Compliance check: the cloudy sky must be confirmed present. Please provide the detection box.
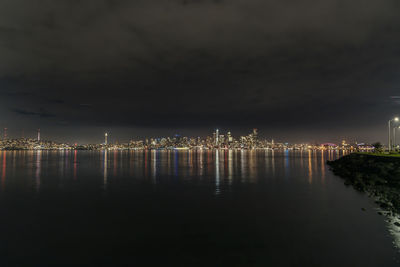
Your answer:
[1,0,400,144]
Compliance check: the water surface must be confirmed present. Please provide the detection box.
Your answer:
[0,150,398,266]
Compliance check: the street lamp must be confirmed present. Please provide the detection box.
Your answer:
[394,126,400,150]
[388,117,399,151]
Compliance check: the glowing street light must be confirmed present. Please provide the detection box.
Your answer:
[394,126,400,150]
[388,117,399,151]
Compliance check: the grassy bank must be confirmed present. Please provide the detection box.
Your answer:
[327,153,400,215]
[355,152,400,158]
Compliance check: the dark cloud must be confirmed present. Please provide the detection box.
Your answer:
[12,108,55,118]
[0,0,400,142]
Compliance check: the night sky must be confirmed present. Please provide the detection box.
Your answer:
[1,0,400,144]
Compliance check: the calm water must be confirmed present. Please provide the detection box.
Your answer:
[0,149,398,266]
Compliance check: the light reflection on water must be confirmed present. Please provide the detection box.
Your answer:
[1,151,6,190]
[0,149,349,192]
[308,149,313,184]
[35,150,41,191]
[321,150,325,183]
[0,149,398,266]
[103,150,108,187]
[215,149,220,195]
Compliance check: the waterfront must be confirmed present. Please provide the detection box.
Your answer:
[0,150,398,266]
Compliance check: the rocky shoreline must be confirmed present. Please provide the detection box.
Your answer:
[327,153,400,216]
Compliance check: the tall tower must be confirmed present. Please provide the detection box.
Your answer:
[37,129,41,142]
[252,128,258,147]
[227,131,232,143]
[3,128,7,140]
[215,129,219,146]
[253,128,258,139]
[105,133,108,145]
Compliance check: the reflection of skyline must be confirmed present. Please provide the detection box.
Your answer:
[249,150,257,182]
[321,150,325,183]
[151,149,157,183]
[240,150,245,183]
[0,149,342,195]
[284,149,289,178]
[313,150,318,181]
[308,150,313,184]
[73,150,77,180]
[271,149,275,176]
[215,150,220,195]
[113,151,118,177]
[103,150,108,188]
[228,150,233,185]
[35,150,41,191]
[1,151,6,190]
[35,150,42,191]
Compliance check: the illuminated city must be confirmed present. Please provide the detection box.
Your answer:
[0,127,374,151]
[2,0,400,266]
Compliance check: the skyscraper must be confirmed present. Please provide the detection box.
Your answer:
[252,128,258,148]
[227,131,233,143]
[253,128,258,139]
[105,133,108,145]
[37,129,41,142]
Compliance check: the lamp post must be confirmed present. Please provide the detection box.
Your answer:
[395,126,400,151]
[388,117,399,151]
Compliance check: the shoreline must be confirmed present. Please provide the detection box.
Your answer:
[328,153,400,250]
[327,153,400,221]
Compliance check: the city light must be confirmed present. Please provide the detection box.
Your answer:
[0,128,371,152]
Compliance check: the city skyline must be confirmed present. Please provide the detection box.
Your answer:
[0,126,377,150]
[2,2,400,265]
[0,124,392,145]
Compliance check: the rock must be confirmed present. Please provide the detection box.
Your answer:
[394,222,400,227]
[329,154,400,216]
[379,202,389,209]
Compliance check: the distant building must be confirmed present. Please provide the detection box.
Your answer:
[227,131,233,143]
[215,129,219,146]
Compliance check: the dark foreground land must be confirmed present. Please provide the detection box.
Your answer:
[328,153,400,216]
